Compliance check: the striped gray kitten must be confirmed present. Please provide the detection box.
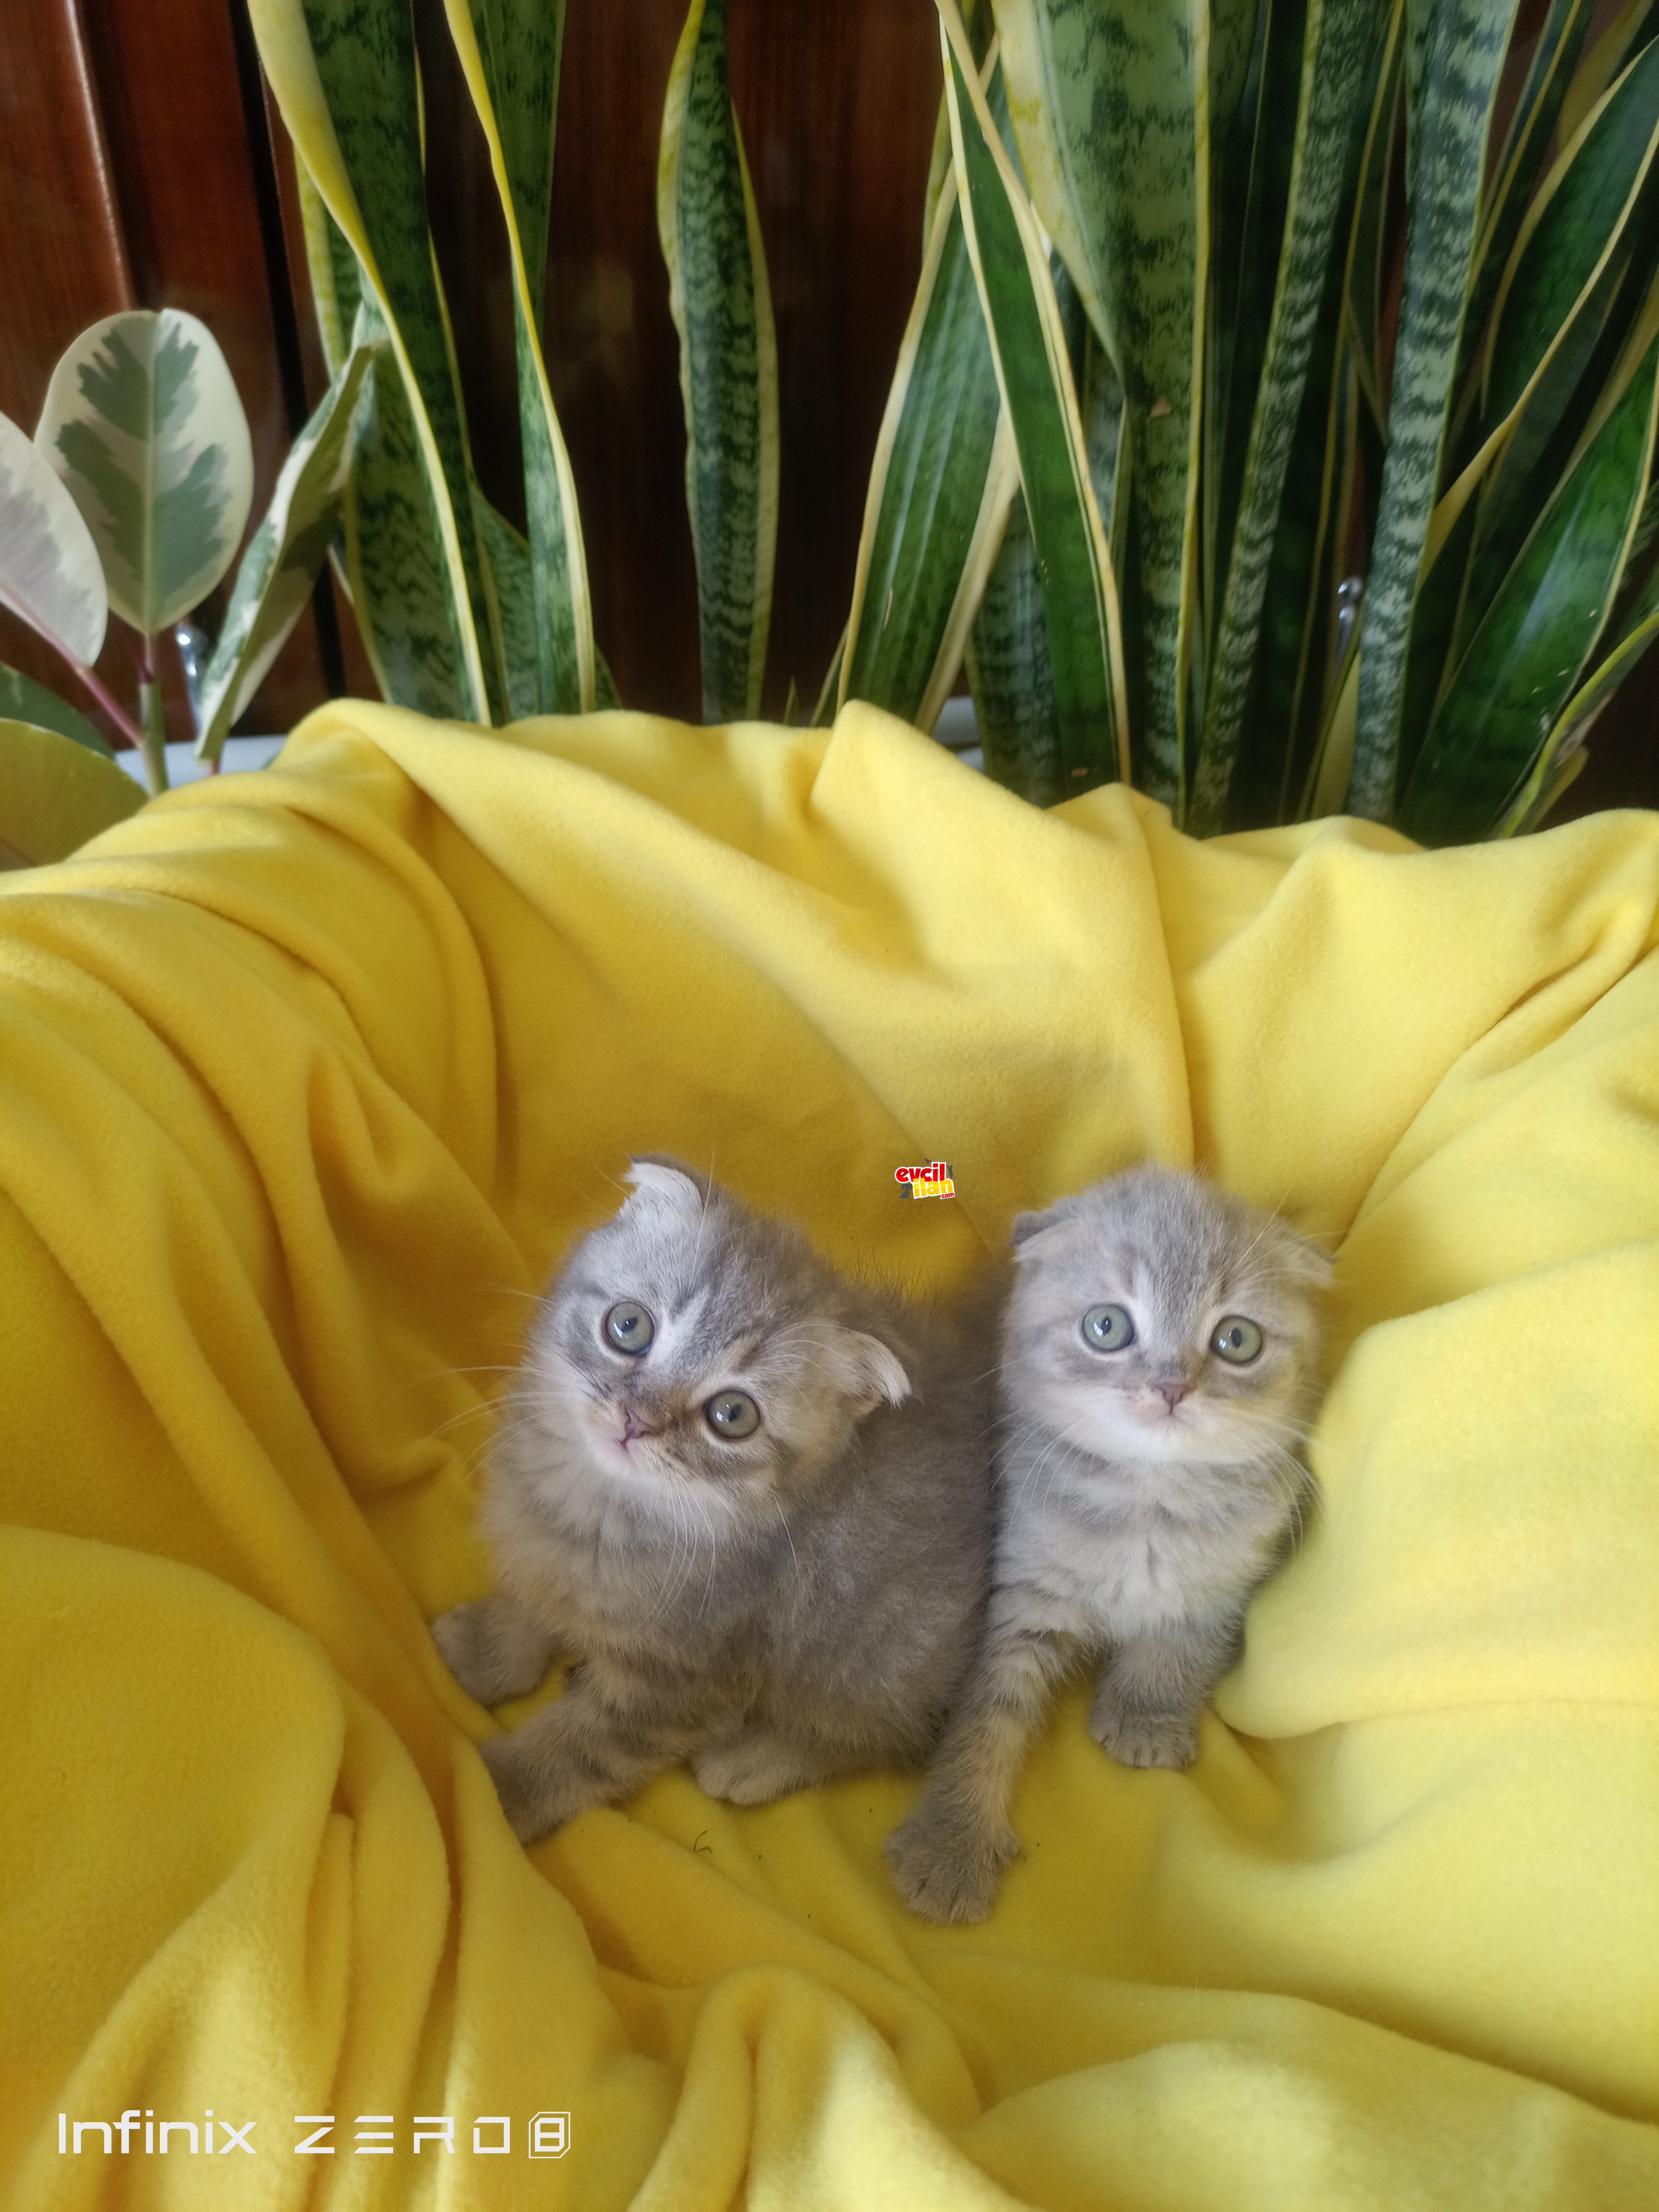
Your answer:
[887,1165,1331,1923]
[433,1158,994,1842]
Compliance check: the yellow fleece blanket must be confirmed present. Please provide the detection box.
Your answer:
[2,700,1656,2210]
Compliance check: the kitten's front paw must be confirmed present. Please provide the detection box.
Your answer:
[1089,1705,1199,1770]
[432,1598,553,1706]
[479,1734,563,1845]
[884,1805,1019,1924]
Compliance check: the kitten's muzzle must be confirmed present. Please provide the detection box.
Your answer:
[617,1407,663,1447]
[1151,1380,1191,1414]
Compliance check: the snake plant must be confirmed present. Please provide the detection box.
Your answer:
[16,0,1649,855]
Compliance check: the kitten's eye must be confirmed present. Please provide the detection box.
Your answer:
[1211,1316,1264,1364]
[704,1391,760,1440]
[1082,1303,1135,1351]
[603,1301,654,1355]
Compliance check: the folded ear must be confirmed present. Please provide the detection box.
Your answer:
[1283,1230,1337,1287]
[822,1326,912,1414]
[625,1156,708,1214]
[1010,1194,1074,1257]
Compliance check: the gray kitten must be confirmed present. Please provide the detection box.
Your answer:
[886,1165,1331,1922]
[433,1158,994,1842]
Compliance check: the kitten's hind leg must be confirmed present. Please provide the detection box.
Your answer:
[693,1725,835,1807]
[885,1617,1070,1924]
[1089,1611,1243,1771]
[433,1591,558,1705]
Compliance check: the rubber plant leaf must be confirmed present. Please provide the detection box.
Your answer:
[990,0,1204,808]
[939,5,1128,791]
[840,122,1017,732]
[1190,0,1385,834]
[1348,0,1523,820]
[0,663,112,758]
[0,410,108,669]
[1399,330,1659,843]
[35,310,253,637]
[659,0,780,723]
[247,0,501,721]
[196,333,380,761]
[442,0,595,713]
[0,716,144,871]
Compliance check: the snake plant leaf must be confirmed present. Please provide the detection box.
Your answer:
[1400,331,1659,844]
[841,150,1015,731]
[1190,0,1384,834]
[940,9,1128,790]
[1348,0,1523,821]
[196,336,380,761]
[1556,0,1659,149]
[659,0,780,724]
[969,279,1130,801]
[989,0,1203,806]
[1344,0,1406,426]
[0,664,111,757]
[36,311,253,638]
[443,0,596,715]
[296,156,363,381]
[473,495,541,721]
[0,716,144,870]
[0,411,108,670]
[1456,0,1595,399]
[1499,535,1659,829]
[1482,34,1659,430]
[968,488,1064,801]
[340,295,472,720]
[248,0,499,722]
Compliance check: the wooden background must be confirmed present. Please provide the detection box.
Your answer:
[2,0,1654,817]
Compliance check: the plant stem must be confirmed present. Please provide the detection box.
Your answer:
[66,658,146,752]
[138,632,169,794]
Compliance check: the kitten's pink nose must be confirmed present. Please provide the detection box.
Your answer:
[619,1408,660,1444]
[1154,1382,1190,1413]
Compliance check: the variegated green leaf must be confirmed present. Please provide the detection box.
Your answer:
[1342,0,1404,426]
[1190,0,1384,834]
[249,0,499,721]
[473,496,541,721]
[196,335,380,760]
[1455,0,1595,401]
[0,663,111,758]
[660,0,780,723]
[340,294,472,719]
[991,0,1203,806]
[444,0,596,714]
[296,156,363,381]
[0,410,108,669]
[941,7,1127,790]
[0,716,144,870]
[1499,534,1659,830]
[968,490,1063,800]
[1555,0,1659,148]
[1348,0,1523,819]
[842,138,1015,731]
[36,311,252,637]
[1400,332,1659,843]
[1483,35,1659,430]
